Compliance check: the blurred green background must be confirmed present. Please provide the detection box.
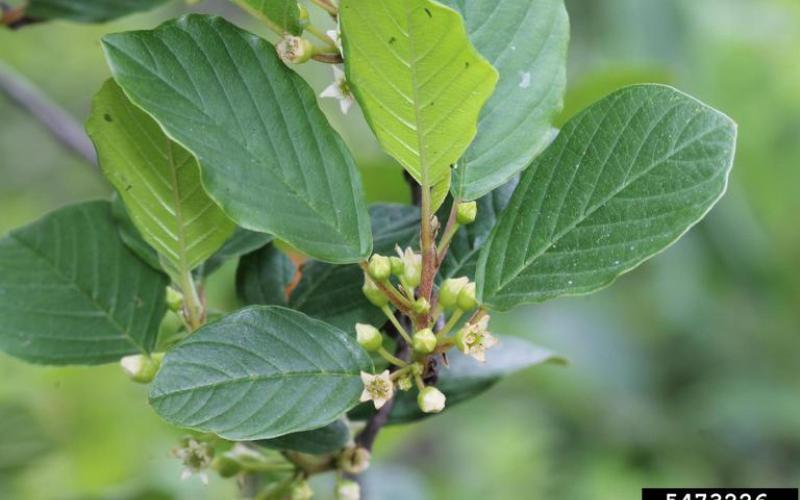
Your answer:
[1,0,799,498]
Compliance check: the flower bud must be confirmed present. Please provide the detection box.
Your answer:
[457,282,478,311]
[336,479,361,500]
[438,277,469,311]
[367,254,392,281]
[291,480,313,500]
[356,323,383,351]
[120,353,163,383]
[396,246,422,288]
[166,286,183,312]
[412,328,437,354]
[456,201,478,224]
[417,386,446,413]
[389,256,404,276]
[412,297,430,315]
[276,35,314,64]
[211,454,241,478]
[396,375,413,391]
[362,277,389,307]
[337,446,371,474]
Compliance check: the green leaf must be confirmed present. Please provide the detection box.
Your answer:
[340,0,498,206]
[477,85,737,311]
[446,0,569,201]
[88,80,235,282]
[202,228,274,277]
[150,306,373,440]
[111,195,162,271]
[257,419,349,454]
[25,0,168,23]
[439,177,517,281]
[235,0,303,35]
[351,336,564,423]
[0,201,168,365]
[283,204,418,331]
[102,15,372,264]
[236,244,296,307]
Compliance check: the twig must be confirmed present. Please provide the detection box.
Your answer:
[0,61,97,168]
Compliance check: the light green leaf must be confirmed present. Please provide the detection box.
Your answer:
[445,0,569,201]
[111,195,161,271]
[283,204,418,331]
[88,80,235,282]
[150,306,373,440]
[257,419,350,454]
[340,0,498,206]
[477,85,737,311]
[102,15,372,264]
[236,244,296,307]
[25,0,168,23]
[234,0,303,35]
[0,201,168,365]
[350,336,564,423]
[438,177,517,281]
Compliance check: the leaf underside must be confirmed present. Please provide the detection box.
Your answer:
[102,14,372,264]
[477,85,737,311]
[150,306,373,440]
[0,201,167,365]
[26,0,168,23]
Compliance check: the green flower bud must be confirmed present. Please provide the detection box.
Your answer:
[120,353,163,384]
[276,35,314,64]
[396,375,413,391]
[456,201,478,224]
[211,454,241,478]
[336,479,361,500]
[337,446,371,475]
[367,254,392,281]
[396,246,422,288]
[166,286,183,312]
[291,480,313,500]
[412,328,437,354]
[438,277,469,311]
[362,277,389,307]
[417,386,446,413]
[457,282,478,310]
[389,256,405,276]
[412,297,431,315]
[356,323,383,351]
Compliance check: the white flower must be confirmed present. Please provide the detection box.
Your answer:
[417,386,446,413]
[327,28,343,54]
[359,370,394,409]
[173,437,213,486]
[455,315,497,362]
[320,65,354,114]
[180,468,209,485]
[395,245,422,288]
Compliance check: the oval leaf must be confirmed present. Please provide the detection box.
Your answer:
[236,244,296,307]
[88,80,235,281]
[477,85,737,311]
[102,15,372,264]
[0,201,168,365]
[340,0,499,204]
[257,419,350,454]
[150,306,373,440]
[446,0,569,201]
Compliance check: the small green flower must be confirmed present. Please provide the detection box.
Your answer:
[455,316,497,362]
[359,370,394,409]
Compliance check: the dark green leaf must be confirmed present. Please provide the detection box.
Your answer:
[257,419,349,454]
[102,15,372,264]
[150,306,373,440]
[235,0,303,35]
[25,0,168,23]
[446,0,569,201]
[236,244,296,307]
[478,85,737,311]
[0,201,168,365]
[351,336,564,423]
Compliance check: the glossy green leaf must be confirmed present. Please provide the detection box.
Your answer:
[0,201,168,365]
[88,80,235,282]
[25,0,167,23]
[439,177,517,281]
[102,15,372,264]
[283,204,418,331]
[235,0,303,35]
[351,336,564,423]
[236,244,296,307]
[150,306,373,440]
[477,85,737,311]
[446,0,569,201]
[340,0,498,206]
[257,419,349,454]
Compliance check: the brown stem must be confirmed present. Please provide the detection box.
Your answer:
[311,53,344,64]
